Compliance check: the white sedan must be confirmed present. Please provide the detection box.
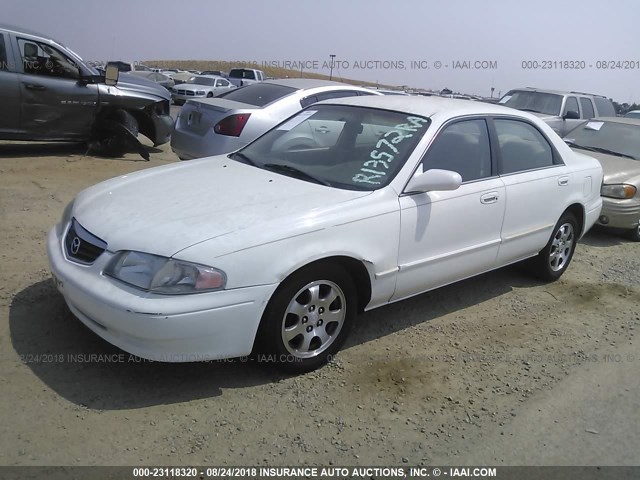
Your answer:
[170,75,234,105]
[47,96,603,373]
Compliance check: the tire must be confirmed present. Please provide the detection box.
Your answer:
[257,263,357,373]
[206,92,213,98]
[528,212,578,281]
[96,110,139,158]
[627,224,640,242]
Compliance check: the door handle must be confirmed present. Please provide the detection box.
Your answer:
[24,83,45,90]
[558,176,569,186]
[315,127,330,134]
[480,192,499,204]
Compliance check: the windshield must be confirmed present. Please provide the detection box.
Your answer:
[233,105,430,190]
[500,90,563,116]
[230,69,255,79]
[565,120,640,160]
[188,76,216,86]
[625,111,640,119]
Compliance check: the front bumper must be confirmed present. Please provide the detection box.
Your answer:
[597,197,640,230]
[149,112,173,146]
[47,225,278,362]
[171,92,206,105]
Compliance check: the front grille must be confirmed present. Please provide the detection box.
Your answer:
[64,219,107,265]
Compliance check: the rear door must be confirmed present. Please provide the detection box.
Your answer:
[0,32,21,135]
[492,117,571,264]
[16,36,98,140]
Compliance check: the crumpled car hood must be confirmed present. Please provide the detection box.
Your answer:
[72,157,371,258]
[115,72,170,101]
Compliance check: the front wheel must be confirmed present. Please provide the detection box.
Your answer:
[257,263,357,373]
[627,224,640,242]
[528,212,578,281]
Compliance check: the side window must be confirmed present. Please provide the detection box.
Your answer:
[495,119,554,174]
[564,96,579,115]
[593,97,616,117]
[580,98,595,119]
[422,119,492,182]
[18,38,80,80]
[0,34,7,70]
[218,79,229,87]
[300,95,318,108]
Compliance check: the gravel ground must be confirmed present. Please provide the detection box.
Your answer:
[0,134,638,468]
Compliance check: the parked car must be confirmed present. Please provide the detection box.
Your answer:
[171,79,380,159]
[228,68,265,87]
[624,110,640,119]
[170,75,234,105]
[499,87,616,136]
[130,71,175,91]
[564,117,640,240]
[171,72,195,85]
[201,70,227,78]
[48,96,603,372]
[0,24,173,159]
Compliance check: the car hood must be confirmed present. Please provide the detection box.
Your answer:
[115,72,170,101]
[575,150,640,184]
[72,158,371,258]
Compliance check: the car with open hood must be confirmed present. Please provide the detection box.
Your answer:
[48,96,603,372]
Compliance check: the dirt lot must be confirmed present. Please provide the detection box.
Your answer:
[0,134,639,468]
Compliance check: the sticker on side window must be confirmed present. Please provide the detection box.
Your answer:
[585,121,604,131]
[353,116,428,185]
[276,110,317,131]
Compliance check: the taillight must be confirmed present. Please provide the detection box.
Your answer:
[213,114,251,137]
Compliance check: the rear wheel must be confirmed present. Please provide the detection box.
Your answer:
[257,263,357,373]
[528,212,578,281]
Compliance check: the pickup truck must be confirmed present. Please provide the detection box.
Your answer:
[228,68,265,87]
[0,24,173,159]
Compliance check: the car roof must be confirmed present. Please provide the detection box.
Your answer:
[0,23,66,46]
[192,74,226,79]
[592,116,640,126]
[508,87,608,99]
[316,94,532,119]
[264,78,369,90]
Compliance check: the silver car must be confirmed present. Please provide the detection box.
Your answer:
[500,87,616,136]
[171,75,234,105]
[171,79,380,160]
[564,117,640,241]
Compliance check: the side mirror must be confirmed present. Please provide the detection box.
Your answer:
[105,63,119,86]
[563,110,580,120]
[404,168,462,194]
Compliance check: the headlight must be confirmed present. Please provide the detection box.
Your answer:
[105,251,226,294]
[196,90,205,95]
[601,184,637,199]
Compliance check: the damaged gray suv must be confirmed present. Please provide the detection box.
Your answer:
[0,24,173,159]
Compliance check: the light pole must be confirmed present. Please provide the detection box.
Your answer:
[329,54,336,80]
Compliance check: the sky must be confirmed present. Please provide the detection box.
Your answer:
[4,0,640,103]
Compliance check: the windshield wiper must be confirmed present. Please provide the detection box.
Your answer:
[565,142,636,159]
[518,108,543,114]
[585,146,636,160]
[263,163,331,186]
[228,152,257,166]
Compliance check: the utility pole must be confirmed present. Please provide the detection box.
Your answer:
[329,54,336,80]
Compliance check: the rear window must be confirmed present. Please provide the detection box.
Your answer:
[593,97,616,117]
[229,69,256,80]
[217,83,296,107]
